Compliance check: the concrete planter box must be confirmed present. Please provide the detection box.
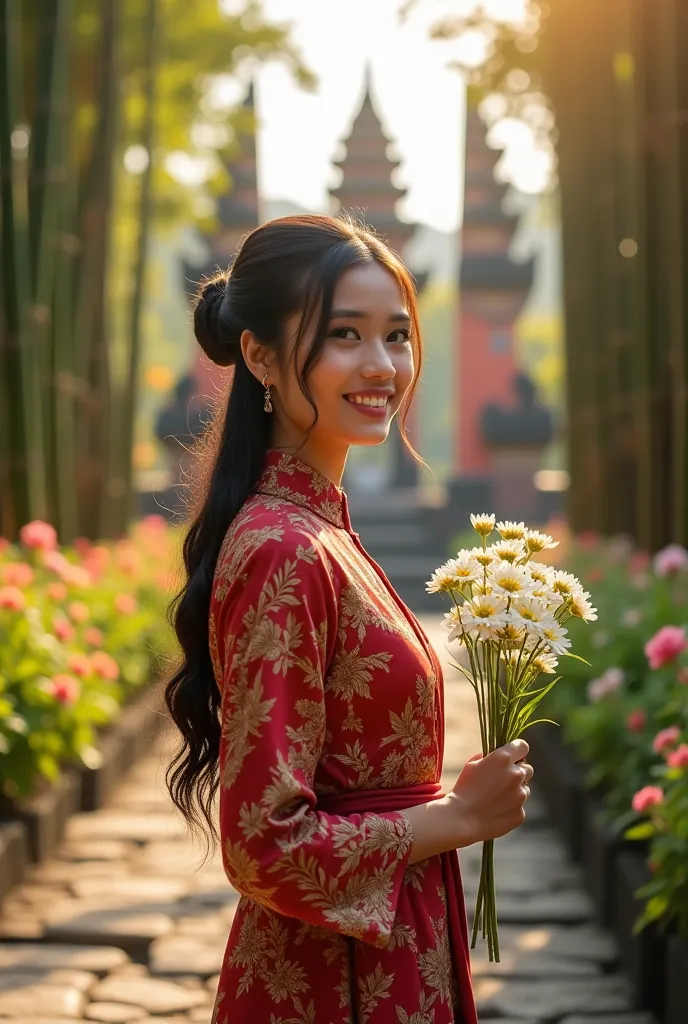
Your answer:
[581,794,629,928]
[613,850,667,1019]
[527,722,585,862]
[666,935,688,1024]
[0,681,165,894]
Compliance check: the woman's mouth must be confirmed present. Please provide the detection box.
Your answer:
[344,393,391,418]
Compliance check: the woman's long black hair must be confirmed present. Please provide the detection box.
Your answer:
[165,214,425,848]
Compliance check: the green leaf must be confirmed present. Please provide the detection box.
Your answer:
[561,652,592,666]
[624,822,656,841]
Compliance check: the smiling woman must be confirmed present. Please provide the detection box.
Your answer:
[163,214,526,1024]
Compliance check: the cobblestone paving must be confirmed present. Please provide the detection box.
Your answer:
[0,616,656,1023]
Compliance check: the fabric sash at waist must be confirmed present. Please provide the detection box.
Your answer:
[315,781,442,816]
[315,782,478,1024]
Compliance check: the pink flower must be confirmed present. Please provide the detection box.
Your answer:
[83,545,111,581]
[0,586,27,611]
[645,626,688,670]
[577,530,600,550]
[653,544,688,577]
[42,550,70,576]
[2,562,34,587]
[115,593,138,615]
[73,537,92,558]
[67,653,92,677]
[653,726,681,754]
[587,667,624,702]
[90,651,119,681]
[68,601,90,623]
[46,582,67,602]
[49,673,80,704]
[115,541,139,575]
[0,538,10,555]
[667,744,688,769]
[20,520,58,552]
[61,564,91,588]
[141,514,166,533]
[632,785,664,813]
[53,617,75,644]
[629,550,651,574]
[84,626,104,647]
[627,709,647,733]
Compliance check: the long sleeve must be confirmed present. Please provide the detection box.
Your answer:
[214,523,414,948]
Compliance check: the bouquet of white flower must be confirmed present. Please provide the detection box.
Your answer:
[427,514,597,961]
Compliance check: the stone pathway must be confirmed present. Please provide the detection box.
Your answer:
[0,616,656,1023]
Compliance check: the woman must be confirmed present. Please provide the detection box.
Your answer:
[165,215,533,1024]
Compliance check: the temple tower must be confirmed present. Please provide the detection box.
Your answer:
[450,109,549,522]
[329,69,420,488]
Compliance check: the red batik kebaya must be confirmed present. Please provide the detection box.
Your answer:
[209,450,478,1024]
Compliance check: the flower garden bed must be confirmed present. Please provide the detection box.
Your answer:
[526,532,688,1023]
[0,517,177,888]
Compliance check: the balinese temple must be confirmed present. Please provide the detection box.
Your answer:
[329,70,423,488]
[450,109,550,522]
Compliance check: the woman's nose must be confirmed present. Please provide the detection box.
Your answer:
[360,341,397,379]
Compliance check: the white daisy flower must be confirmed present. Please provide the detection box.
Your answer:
[470,512,496,537]
[524,529,559,553]
[495,619,527,648]
[569,591,598,622]
[442,605,464,640]
[469,546,495,569]
[538,620,572,655]
[509,598,560,642]
[492,540,526,564]
[532,650,559,674]
[489,563,532,598]
[496,520,526,541]
[549,570,583,600]
[459,594,509,640]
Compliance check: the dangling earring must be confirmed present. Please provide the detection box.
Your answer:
[262,373,273,413]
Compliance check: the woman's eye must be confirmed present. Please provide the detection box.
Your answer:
[330,327,360,341]
[388,328,410,344]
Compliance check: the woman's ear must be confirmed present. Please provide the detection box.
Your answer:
[240,329,275,384]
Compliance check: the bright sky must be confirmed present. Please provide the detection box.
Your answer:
[243,0,547,233]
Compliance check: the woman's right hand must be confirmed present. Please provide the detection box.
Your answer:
[444,738,533,848]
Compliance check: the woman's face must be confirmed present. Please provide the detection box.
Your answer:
[273,261,415,457]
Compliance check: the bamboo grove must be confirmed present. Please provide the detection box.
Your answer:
[542,0,688,551]
[0,0,306,543]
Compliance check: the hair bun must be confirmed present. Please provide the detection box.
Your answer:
[193,275,238,367]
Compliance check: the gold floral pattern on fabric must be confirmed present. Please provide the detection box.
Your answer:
[209,450,470,1023]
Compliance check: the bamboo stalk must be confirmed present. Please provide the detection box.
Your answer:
[71,0,120,538]
[109,0,159,537]
[0,0,45,532]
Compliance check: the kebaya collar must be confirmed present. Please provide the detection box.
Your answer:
[255,449,352,531]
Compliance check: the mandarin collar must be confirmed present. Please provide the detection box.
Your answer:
[254,450,353,531]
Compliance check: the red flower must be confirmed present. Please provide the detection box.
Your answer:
[20,520,57,552]
[645,626,688,670]
[626,709,646,733]
[90,651,119,681]
[73,537,92,558]
[632,786,664,813]
[653,726,681,754]
[47,582,68,602]
[49,673,80,704]
[666,744,688,769]
[67,653,92,677]
[0,586,27,611]
[53,617,75,643]
[2,562,34,587]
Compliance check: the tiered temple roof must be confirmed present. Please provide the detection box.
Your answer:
[329,69,414,257]
[460,110,534,297]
